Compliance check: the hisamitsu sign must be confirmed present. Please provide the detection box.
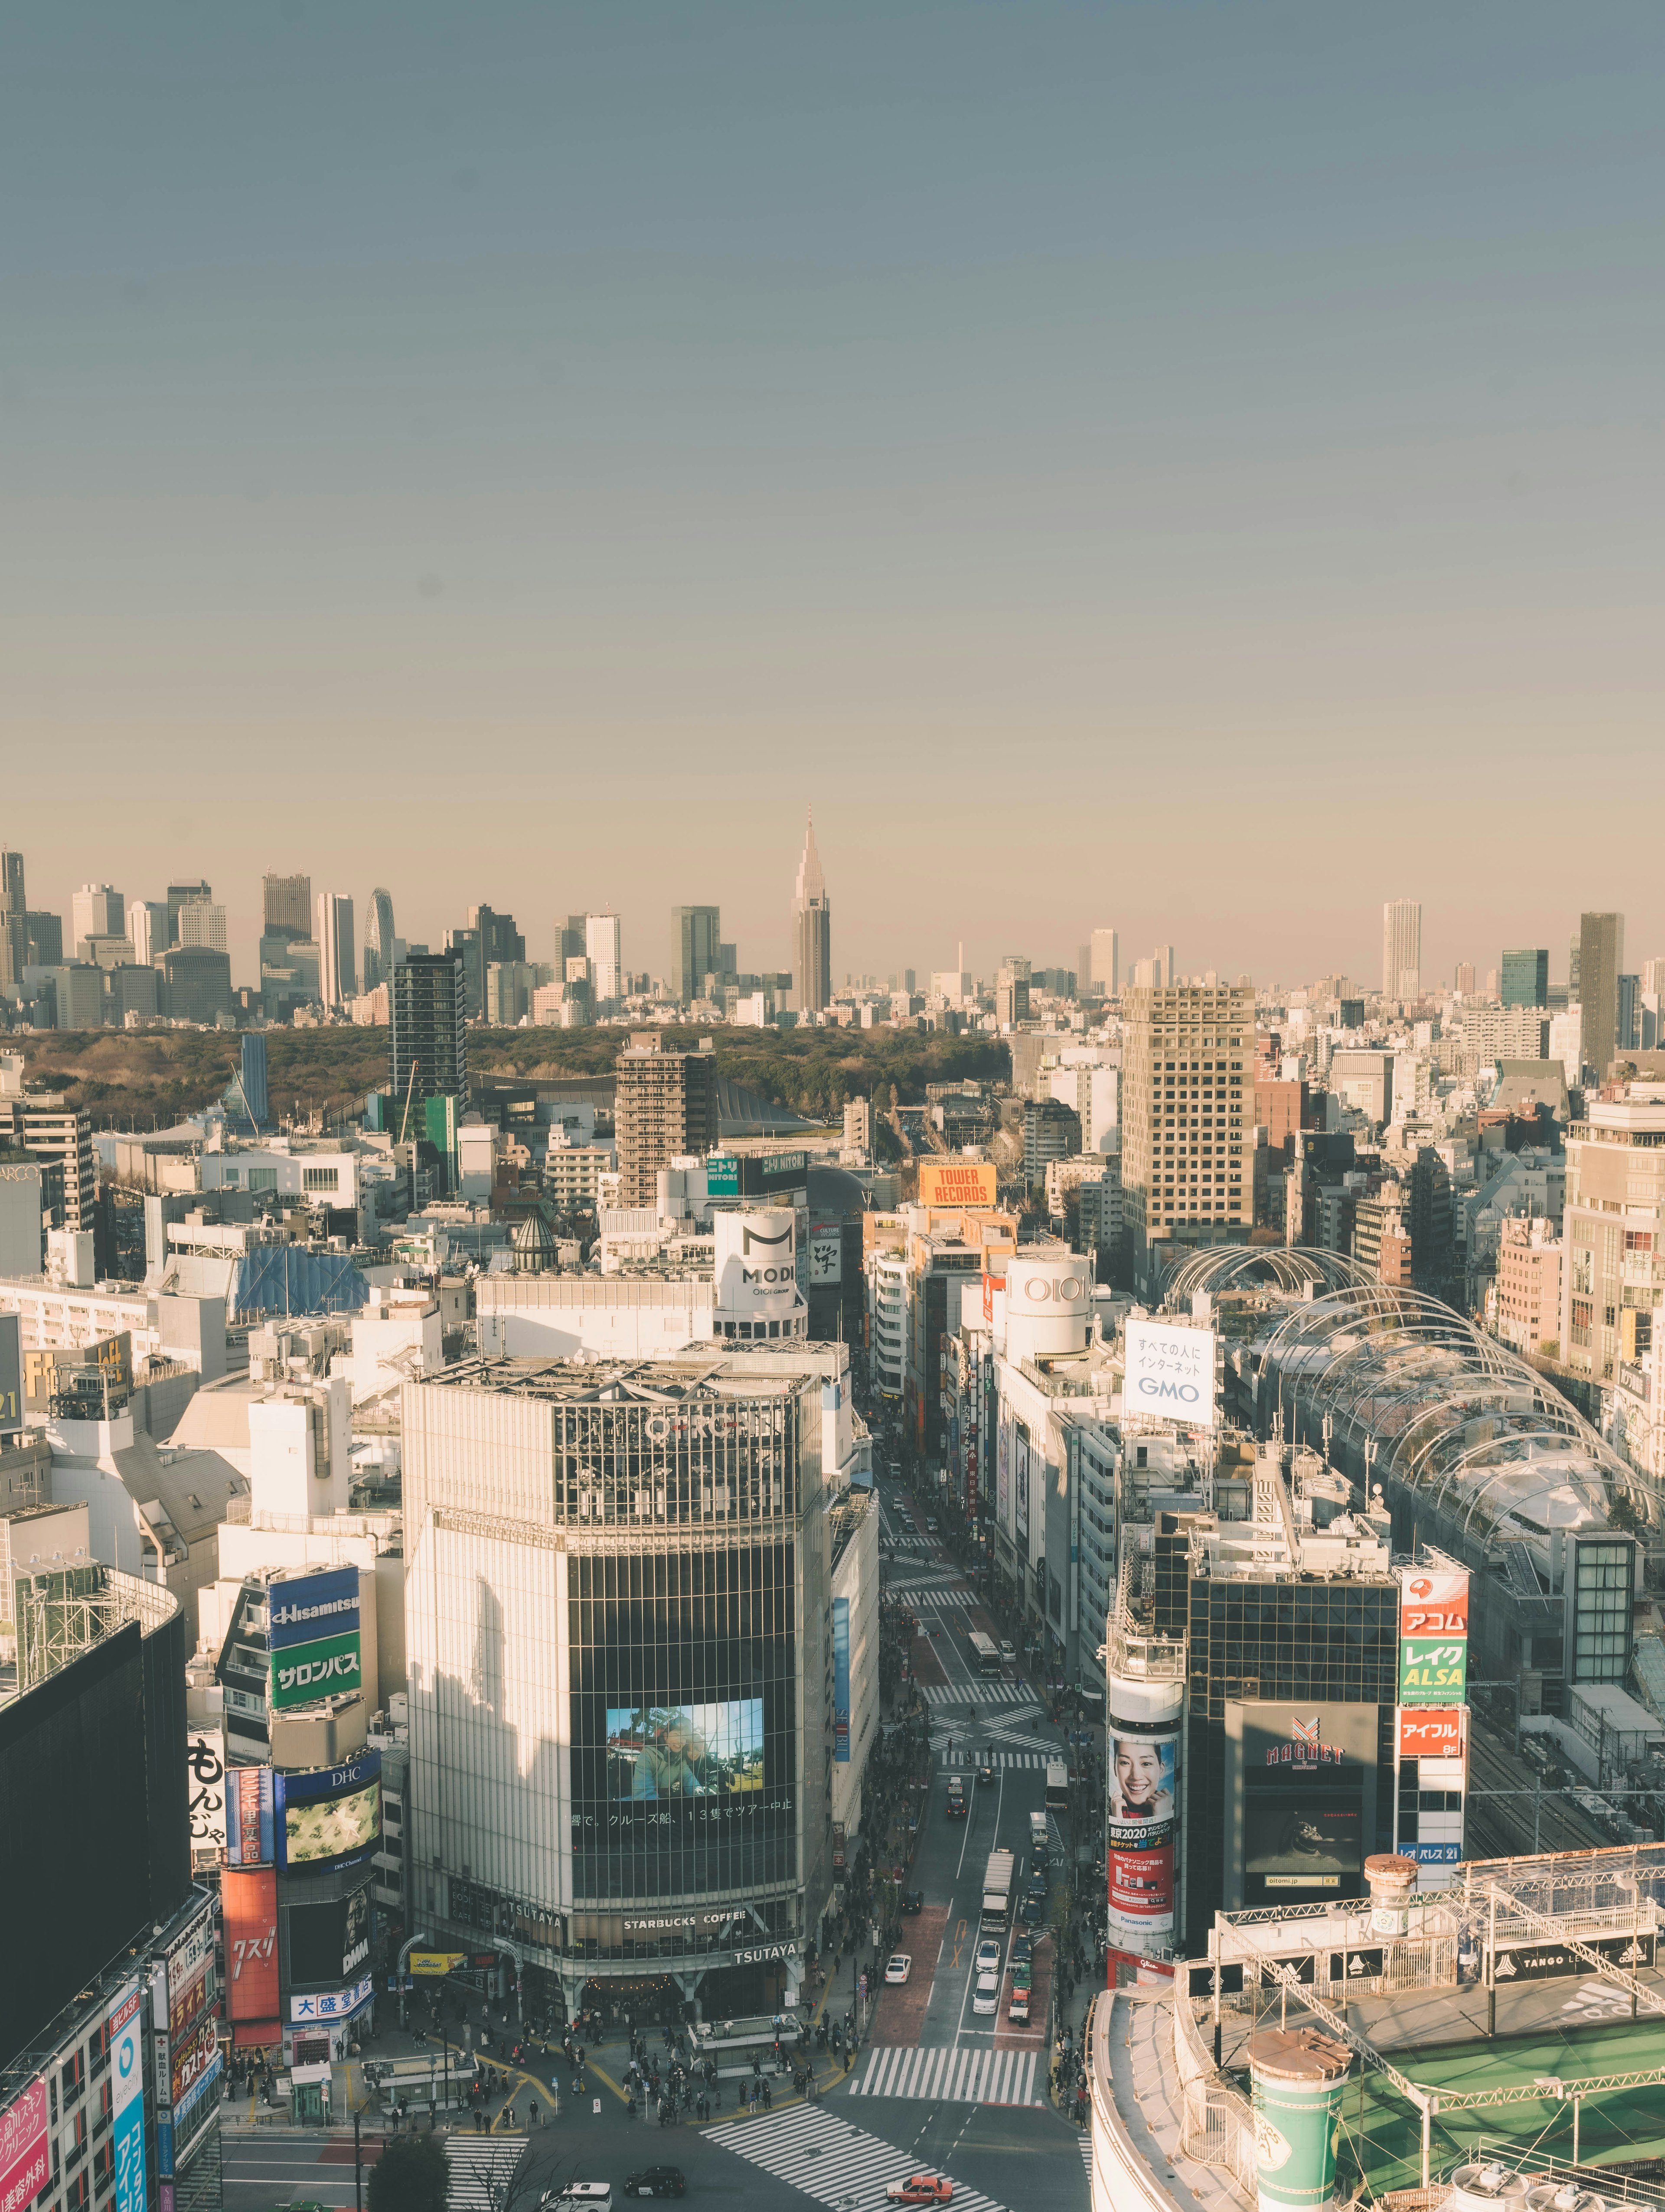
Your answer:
[268,1567,362,1713]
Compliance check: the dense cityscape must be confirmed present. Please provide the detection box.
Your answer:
[6,9,1665,2212]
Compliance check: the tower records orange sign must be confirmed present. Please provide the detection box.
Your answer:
[919,1161,998,1207]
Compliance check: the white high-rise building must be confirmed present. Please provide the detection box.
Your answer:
[316,892,357,1009]
[177,897,228,953]
[72,884,124,951]
[1382,899,1423,1000]
[127,900,168,966]
[586,911,622,1007]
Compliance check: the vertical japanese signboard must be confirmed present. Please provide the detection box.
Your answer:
[832,1597,850,1763]
[108,1980,147,2212]
[1397,1567,1470,1705]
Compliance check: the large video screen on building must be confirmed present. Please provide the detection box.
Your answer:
[606,1700,764,1800]
[571,1544,796,1902]
[275,1750,381,1871]
[1244,1797,1362,1886]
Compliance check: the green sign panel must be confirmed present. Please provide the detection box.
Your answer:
[1398,1637,1467,1705]
[271,1629,363,1711]
[705,1156,739,1196]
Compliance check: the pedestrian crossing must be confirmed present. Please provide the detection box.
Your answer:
[445,2137,528,2208]
[850,2043,1044,2107]
[934,1749,1054,1769]
[921,1681,1038,1706]
[709,2101,1015,2209]
[888,1585,977,1609]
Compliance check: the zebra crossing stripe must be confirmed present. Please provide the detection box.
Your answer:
[936,1749,1048,1768]
[708,2102,1013,2212]
[849,2043,1042,2107]
[921,1681,1038,1705]
[444,2138,528,2209]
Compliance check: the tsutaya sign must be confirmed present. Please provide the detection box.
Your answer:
[1123,1318,1218,1430]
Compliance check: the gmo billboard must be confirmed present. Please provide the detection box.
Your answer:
[268,1567,362,1712]
[1123,1318,1217,1430]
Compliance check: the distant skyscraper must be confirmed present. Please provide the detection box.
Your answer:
[239,1031,270,1127]
[1382,900,1422,1000]
[391,952,468,1123]
[468,904,525,964]
[1089,928,1120,998]
[1154,944,1175,989]
[556,913,587,967]
[1454,961,1476,996]
[0,850,26,990]
[166,881,212,947]
[263,872,312,943]
[793,814,832,1014]
[128,900,168,966]
[615,1034,719,1206]
[177,897,228,954]
[72,884,125,953]
[586,912,622,1007]
[23,911,62,968]
[362,888,397,990]
[316,892,357,1008]
[1579,912,1626,1079]
[1121,979,1256,1287]
[1500,948,1549,1010]
[672,906,722,1006]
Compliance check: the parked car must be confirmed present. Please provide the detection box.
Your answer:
[623,2173,686,2201]
[1020,1896,1045,1928]
[1011,1935,1033,1970]
[885,1955,912,1985]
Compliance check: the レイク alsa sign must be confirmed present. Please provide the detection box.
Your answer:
[1123,1319,1218,1430]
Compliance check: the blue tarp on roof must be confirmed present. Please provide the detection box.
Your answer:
[231,1245,371,1320]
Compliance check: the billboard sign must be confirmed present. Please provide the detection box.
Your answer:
[224,1764,275,1866]
[832,1597,851,1764]
[0,2078,49,2212]
[1015,1429,1030,1542]
[222,1866,279,2027]
[268,1567,362,1711]
[604,1703,762,1800]
[1399,1569,1469,1639]
[1106,1727,1178,1937]
[705,1156,739,1197]
[918,1161,998,1209]
[1123,1319,1218,1429]
[808,1228,842,1284]
[289,1974,373,2026]
[108,1980,146,2212]
[1397,1708,1464,1759]
[409,1952,468,1977]
[1493,1933,1656,1983]
[185,1730,226,1860]
[275,1750,381,1870]
[1399,1638,1467,1704]
[169,2017,218,2111]
[996,1415,1010,1533]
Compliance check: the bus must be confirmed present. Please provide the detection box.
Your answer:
[1045,1760,1070,1815]
[967,1631,1003,1678]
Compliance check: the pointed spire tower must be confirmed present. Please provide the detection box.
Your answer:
[793,808,832,1014]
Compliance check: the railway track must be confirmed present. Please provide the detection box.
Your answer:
[1465,1719,1614,1861]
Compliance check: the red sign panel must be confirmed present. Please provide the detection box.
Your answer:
[170,2017,219,2108]
[1398,1707,1465,1759]
[1399,1570,1469,1639]
[0,2080,48,2212]
[222,1865,279,2029]
[1110,1840,1175,1923]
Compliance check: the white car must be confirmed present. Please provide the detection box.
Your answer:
[999,1640,1016,1662]
[885,1954,912,1985]
[972,1971,999,2016]
[974,1938,1001,1974]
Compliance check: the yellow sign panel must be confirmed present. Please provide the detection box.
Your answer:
[918,1161,998,1208]
[409,1951,467,1977]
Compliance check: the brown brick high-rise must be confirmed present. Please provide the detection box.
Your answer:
[616,1036,720,1206]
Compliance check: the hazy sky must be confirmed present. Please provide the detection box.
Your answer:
[3,3,1662,991]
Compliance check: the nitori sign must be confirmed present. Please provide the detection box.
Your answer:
[1123,1319,1218,1430]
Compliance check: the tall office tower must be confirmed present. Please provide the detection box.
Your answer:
[362,887,396,990]
[615,1033,719,1206]
[262,871,312,943]
[239,1029,269,1127]
[672,905,722,1006]
[315,892,357,1008]
[1454,962,1476,995]
[995,958,1031,1028]
[556,913,587,967]
[24,911,62,967]
[1643,958,1665,998]
[1500,948,1549,1009]
[1618,974,1641,1054]
[22,1094,97,1235]
[792,813,832,1014]
[1089,928,1120,998]
[176,897,228,953]
[1577,912,1625,1081]
[72,884,125,952]
[391,951,468,1117]
[468,903,526,964]
[1381,899,1422,1000]
[166,880,212,946]
[586,912,623,1007]
[1568,938,1582,1000]
[1154,944,1175,989]
[128,900,168,966]
[1120,979,1256,1287]
[0,849,25,989]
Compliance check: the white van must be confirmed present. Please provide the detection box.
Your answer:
[542,2187,614,2212]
